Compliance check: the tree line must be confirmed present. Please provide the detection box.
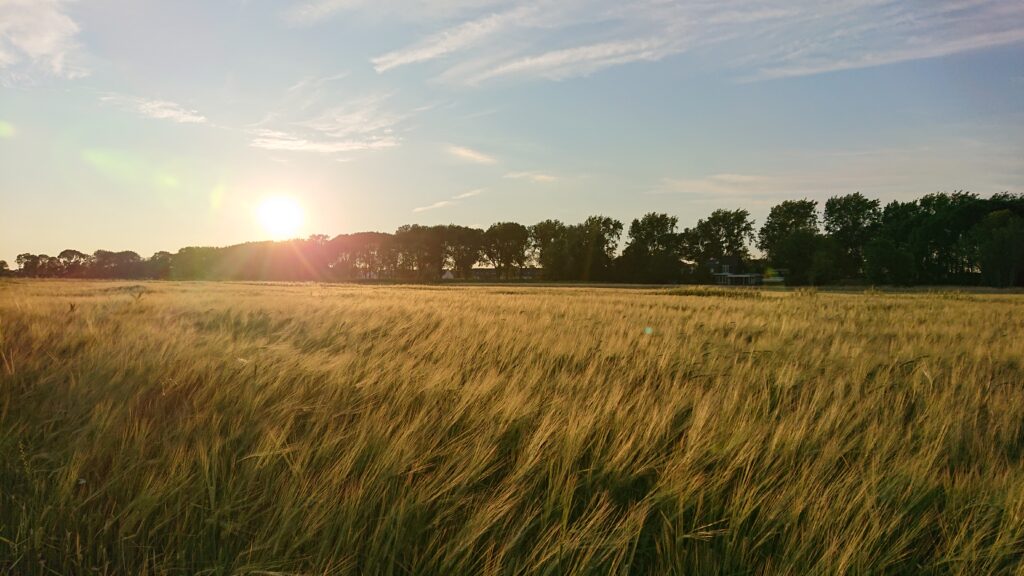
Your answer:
[4,191,1023,287]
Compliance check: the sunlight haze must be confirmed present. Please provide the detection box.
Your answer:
[1,0,1023,262]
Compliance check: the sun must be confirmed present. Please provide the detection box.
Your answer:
[256,196,304,240]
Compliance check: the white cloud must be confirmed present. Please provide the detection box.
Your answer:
[654,140,1024,205]
[250,129,398,154]
[342,0,1024,84]
[0,0,86,80]
[252,94,406,156]
[469,37,686,83]
[448,144,496,164]
[297,95,403,138]
[413,188,485,212]
[285,0,504,25]
[504,171,558,183]
[102,95,208,124]
[373,7,531,72]
[413,199,456,212]
[751,26,1024,81]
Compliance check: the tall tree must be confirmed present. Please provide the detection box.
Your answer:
[568,216,622,281]
[58,249,93,277]
[758,199,819,264]
[682,209,755,265]
[484,222,530,280]
[529,219,568,280]
[619,213,683,283]
[394,225,447,281]
[823,193,881,277]
[973,209,1024,287]
[446,225,484,279]
[16,253,41,276]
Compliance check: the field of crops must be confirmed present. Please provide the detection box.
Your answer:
[1,280,1023,574]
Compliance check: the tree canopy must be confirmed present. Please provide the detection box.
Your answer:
[6,191,1022,287]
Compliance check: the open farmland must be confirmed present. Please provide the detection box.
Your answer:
[1,281,1024,574]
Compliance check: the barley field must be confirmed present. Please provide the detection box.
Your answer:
[1,280,1023,575]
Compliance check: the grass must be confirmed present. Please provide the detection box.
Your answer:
[1,280,1024,575]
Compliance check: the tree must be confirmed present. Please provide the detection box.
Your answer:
[864,237,915,286]
[394,225,447,281]
[568,216,622,281]
[973,210,1024,287]
[0,260,7,276]
[682,209,755,265]
[823,192,881,278]
[484,222,530,280]
[618,213,684,283]
[93,250,143,278]
[58,249,93,277]
[148,251,174,280]
[446,225,485,279]
[16,253,41,276]
[758,199,819,264]
[530,220,568,280]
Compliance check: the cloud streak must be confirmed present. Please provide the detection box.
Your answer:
[343,0,1024,84]
[251,92,407,156]
[0,0,87,80]
[448,145,496,164]
[250,129,397,154]
[505,171,558,183]
[102,95,208,124]
[413,188,485,212]
[373,7,530,72]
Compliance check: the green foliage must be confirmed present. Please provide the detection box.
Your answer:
[9,192,1024,287]
[865,237,916,286]
[757,199,819,263]
[682,209,755,264]
[484,222,531,280]
[772,230,842,286]
[824,192,881,278]
[618,213,686,283]
[528,216,623,281]
[973,210,1024,287]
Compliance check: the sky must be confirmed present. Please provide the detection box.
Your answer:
[1,0,1023,263]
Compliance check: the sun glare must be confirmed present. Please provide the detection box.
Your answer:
[257,196,304,240]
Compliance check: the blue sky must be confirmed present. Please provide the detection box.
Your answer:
[1,0,1023,262]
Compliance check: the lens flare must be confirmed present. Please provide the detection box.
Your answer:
[257,196,304,240]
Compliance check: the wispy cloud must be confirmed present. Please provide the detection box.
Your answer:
[654,140,1024,205]
[373,7,531,72]
[101,95,208,124]
[0,0,87,81]
[751,26,1024,81]
[250,129,397,154]
[468,37,686,83]
[505,171,558,183]
[453,188,484,199]
[285,0,504,25]
[341,0,1024,84]
[448,144,496,164]
[252,93,406,156]
[412,199,456,213]
[413,188,485,212]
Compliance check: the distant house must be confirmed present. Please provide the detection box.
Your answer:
[708,257,764,286]
[762,267,787,286]
[469,266,542,281]
[713,269,763,286]
[471,267,498,281]
[519,267,543,281]
[441,270,455,280]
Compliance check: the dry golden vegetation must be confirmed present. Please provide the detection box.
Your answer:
[1,280,1024,575]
